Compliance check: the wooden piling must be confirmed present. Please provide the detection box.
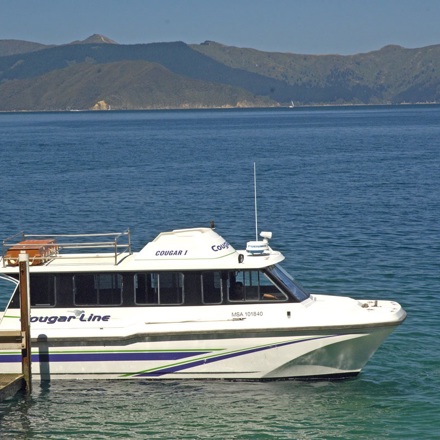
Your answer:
[19,252,32,394]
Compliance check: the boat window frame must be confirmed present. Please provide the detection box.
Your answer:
[134,272,184,306]
[2,266,306,309]
[228,269,289,303]
[134,270,225,306]
[0,274,19,314]
[73,273,124,306]
[201,271,223,305]
[263,265,310,302]
[30,274,57,307]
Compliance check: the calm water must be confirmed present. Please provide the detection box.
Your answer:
[0,106,439,439]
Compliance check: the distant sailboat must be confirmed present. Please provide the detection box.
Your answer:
[289,100,295,108]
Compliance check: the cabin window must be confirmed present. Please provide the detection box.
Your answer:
[228,270,288,302]
[135,273,159,304]
[160,272,183,304]
[183,272,202,305]
[202,271,222,304]
[264,265,310,302]
[30,274,56,307]
[74,273,123,306]
[135,271,222,305]
[55,274,74,307]
[135,272,183,305]
[0,275,19,310]
[1,275,58,308]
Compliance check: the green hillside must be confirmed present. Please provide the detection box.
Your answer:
[193,41,440,104]
[0,60,273,111]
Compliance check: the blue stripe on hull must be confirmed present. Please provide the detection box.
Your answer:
[0,351,210,363]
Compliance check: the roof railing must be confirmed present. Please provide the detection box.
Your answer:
[2,229,132,267]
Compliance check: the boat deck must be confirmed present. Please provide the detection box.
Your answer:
[2,230,132,268]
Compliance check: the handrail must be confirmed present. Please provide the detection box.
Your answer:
[2,229,132,266]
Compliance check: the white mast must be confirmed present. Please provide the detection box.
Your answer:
[254,162,258,240]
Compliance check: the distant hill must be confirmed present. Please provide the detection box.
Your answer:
[0,60,272,111]
[0,39,51,56]
[0,35,114,57]
[193,41,440,104]
[0,34,439,110]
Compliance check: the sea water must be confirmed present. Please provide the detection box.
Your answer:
[0,106,439,439]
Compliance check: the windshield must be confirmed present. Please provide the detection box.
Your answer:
[0,274,19,323]
[264,265,310,302]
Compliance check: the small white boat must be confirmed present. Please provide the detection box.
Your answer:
[0,226,406,380]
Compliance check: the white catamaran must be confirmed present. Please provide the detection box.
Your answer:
[0,226,406,380]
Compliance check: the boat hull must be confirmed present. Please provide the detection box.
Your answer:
[0,324,398,380]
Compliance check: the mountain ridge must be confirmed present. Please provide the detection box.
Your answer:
[0,35,439,110]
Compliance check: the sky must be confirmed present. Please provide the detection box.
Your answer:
[1,0,440,55]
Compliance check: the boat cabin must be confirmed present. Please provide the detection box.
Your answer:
[1,228,310,311]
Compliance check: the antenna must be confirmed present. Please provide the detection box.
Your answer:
[254,162,258,240]
[247,163,273,255]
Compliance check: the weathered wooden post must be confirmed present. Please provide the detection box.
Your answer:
[19,251,32,394]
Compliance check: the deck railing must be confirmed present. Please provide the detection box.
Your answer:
[2,229,132,267]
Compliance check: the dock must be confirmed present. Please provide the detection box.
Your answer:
[0,330,25,401]
[0,374,24,400]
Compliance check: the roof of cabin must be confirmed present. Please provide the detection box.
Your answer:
[1,227,284,273]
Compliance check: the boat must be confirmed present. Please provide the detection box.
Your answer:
[0,226,406,381]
